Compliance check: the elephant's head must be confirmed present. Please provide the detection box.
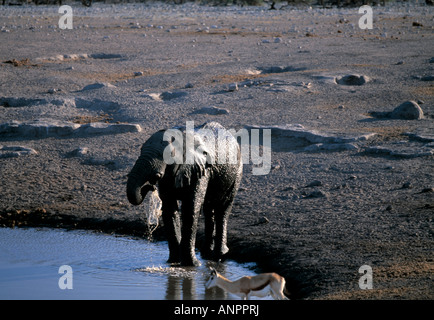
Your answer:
[127,124,216,205]
[126,131,169,206]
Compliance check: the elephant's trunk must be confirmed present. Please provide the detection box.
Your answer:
[126,176,146,206]
[126,152,165,206]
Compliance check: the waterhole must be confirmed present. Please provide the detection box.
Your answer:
[0,227,264,300]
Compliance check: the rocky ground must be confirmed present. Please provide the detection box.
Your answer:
[0,1,433,299]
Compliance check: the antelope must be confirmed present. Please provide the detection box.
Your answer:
[205,268,290,300]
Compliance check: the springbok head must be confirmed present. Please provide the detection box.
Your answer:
[205,268,218,289]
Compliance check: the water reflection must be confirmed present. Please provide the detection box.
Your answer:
[162,262,230,300]
[0,227,259,300]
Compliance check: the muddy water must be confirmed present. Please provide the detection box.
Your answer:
[0,227,264,300]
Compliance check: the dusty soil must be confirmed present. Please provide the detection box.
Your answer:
[0,1,433,299]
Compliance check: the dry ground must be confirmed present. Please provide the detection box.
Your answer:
[0,2,433,299]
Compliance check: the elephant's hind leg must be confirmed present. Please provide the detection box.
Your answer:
[201,202,215,259]
[212,177,241,261]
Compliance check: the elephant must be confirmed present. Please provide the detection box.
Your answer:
[127,122,242,266]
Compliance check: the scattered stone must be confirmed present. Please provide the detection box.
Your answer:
[134,71,144,76]
[259,66,306,74]
[89,53,123,60]
[404,130,434,143]
[246,124,376,145]
[77,122,142,135]
[145,93,163,101]
[304,190,328,199]
[412,21,423,27]
[67,147,89,157]
[420,75,434,81]
[0,145,37,158]
[391,101,424,120]
[228,83,238,92]
[192,106,229,115]
[253,217,270,225]
[0,97,44,108]
[335,74,370,86]
[0,120,141,138]
[3,58,38,67]
[401,182,412,189]
[365,144,433,158]
[314,74,337,84]
[81,82,116,91]
[306,180,322,188]
[185,83,194,89]
[0,120,80,137]
[274,37,283,43]
[303,143,359,152]
[419,187,434,193]
[160,91,188,101]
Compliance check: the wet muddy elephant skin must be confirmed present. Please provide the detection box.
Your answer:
[126,122,243,266]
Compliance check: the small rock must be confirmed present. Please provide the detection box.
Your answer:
[420,75,434,81]
[228,83,238,92]
[420,187,434,193]
[160,91,188,100]
[185,83,194,89]
[81,82,116,91]
[254,217,269,225]
[391,101,424,120]
[306,180,322,188]
[68,147,89,157]
[304,190,328,199]
[0,145,37,158]
[274,37,283,43]
[401,182,412,189]
[412,21,423,27]
[77,122,142,135]
[134,71,144,76]
[303,143,358,152]
[193,106,229,115]
[335,74,370,86]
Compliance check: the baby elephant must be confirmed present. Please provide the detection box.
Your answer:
[126,122,242,266]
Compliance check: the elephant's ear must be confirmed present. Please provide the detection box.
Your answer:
[174,133,214,188]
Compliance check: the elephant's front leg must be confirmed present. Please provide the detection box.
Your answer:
[161,199,181,264]
[179,199,201,266]
[179,181,208,267]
